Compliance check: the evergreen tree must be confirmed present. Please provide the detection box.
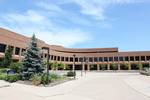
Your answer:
[22,34,43,78]
[2,46,13,67]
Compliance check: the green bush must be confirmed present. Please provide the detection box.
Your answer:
[30,74,42,86]
[0,73,7,80]
[67,71,76,77]
[101,64,107,70]
[41,73,51,85]
[5,74,20,82]
[111,64,118,70]
[0,68,8,73]
[49,73,61,82]
[9,62,22,73]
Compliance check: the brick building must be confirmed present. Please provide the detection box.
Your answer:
[0,28,150,70]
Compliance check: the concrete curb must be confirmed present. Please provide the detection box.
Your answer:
[124,76,150,98]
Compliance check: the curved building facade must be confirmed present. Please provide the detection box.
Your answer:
[0,28,150,70]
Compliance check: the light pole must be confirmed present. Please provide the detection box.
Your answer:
[73,54,76,79]
[149,59,150,70]
[42,47,50,84]
[84,57,88,75]
[80,57,83,76]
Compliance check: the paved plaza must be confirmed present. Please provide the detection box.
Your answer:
[0,72,150,100]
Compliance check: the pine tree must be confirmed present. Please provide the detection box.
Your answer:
[22,34,43,78]
[2,46,13,67]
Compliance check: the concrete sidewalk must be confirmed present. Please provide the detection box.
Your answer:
[124,74,150,98]
[0,72,150,100]
[0,80,10,88]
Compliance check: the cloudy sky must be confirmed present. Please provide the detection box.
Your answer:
[0,0,150,51]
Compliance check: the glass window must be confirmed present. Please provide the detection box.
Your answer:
[109,57,113,62]
[135,56,139,61]
[94,57,98,62]
[70,57,73,62]
[79,57,83,62]
[0,43,6,53]
[57,56,60,61]
[89,57,93,62]
[99,57,103,62]
[15,47,20,55]
[114,57,118,61]
[75,57,78,62]
[104,57,108,62]
[130,56,134,61]
[124,56,129,61]
[141,56,145,61]
[65,57,68,61]
[61,57,64,61]
[119,57,124,61]
[146,56,150,61]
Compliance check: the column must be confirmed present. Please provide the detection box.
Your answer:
[139,62,142,70]
[63,63,66,70]
[82,63,85,71]
[97,64,100,71]
[13,47,16,55]
[128,63,131,70]
[107,63,110,70]
[87,64,90,71]
[73,57,75,71]
[118,63,120,70]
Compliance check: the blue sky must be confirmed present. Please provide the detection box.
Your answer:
[0,0,150,51]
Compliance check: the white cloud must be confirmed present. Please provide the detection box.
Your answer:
[0,9,91,47]
[61,0,149,20]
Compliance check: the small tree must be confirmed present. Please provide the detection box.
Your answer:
[2,46,13,67]
[123,63,129,70]
[58,62,64,70]
[111,63,118,70]
[51,62,58,70]
[22,34,44,79]
[101,64,107,70]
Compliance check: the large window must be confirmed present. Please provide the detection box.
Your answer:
[146,56,150,61]
[15,47,20,55]
[79,57,83,62]
[141,56,145,61]
[114,57,118,61]
[94,57,98,62]
[61,57,64,61]
[119,57,124,61]
[109,57,113,62]
[0,43,6,53]
[130,56,134,61]
[57,56,60,61]
[104,57,108,62]
[65,57,69,61]
[89,57,93,62]
[124,56,129,61]
[135,56,139,61]
[75,57,78,62]
[99,57,103,62]
[70,57,73,62]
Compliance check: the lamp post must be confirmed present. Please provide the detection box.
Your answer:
[80,57,83,76]
[42,47,50,84]
[73,54,76,79]
[84,57,88,75]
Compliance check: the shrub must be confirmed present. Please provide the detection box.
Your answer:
[41,73,50,85]
[0,68,8,73]
[49,73,61,82]
[67,71,76,77]
[0,73,7,80]
[5,74,20,82]
[101,64,107,70]
[111,64,118,70]
[9,62,22,73]
[31,74,42,86]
